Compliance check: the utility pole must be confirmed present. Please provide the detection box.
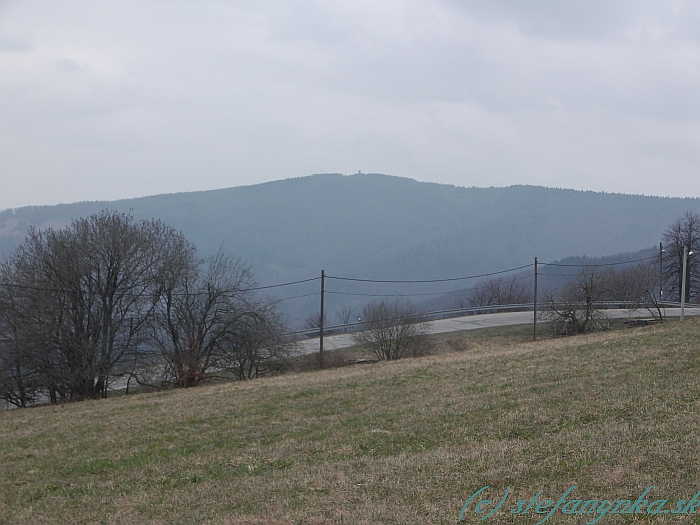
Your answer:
[533,257,538,341]
[319,269,325,368]
[659,242,664,303]
[681,248,688,321]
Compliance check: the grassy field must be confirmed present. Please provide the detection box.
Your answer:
[1,319,700,524]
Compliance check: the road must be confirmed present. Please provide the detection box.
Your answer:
[297,307,700,355]
[3,307,696,410]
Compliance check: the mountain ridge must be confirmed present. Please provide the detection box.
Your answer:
[1,174,698,324]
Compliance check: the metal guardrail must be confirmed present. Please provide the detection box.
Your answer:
[289,301,698,338]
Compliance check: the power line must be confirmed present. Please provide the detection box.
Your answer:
[326,264,534,284]
[0,254,661,299]
[0,275,321,298]
[243,276,320,292]
[325,272,535,299]
[272,292,320,304]
[541,255,657,268]
[326,290,458,298]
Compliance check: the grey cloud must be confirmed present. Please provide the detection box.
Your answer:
[444,0,698,42]
[55,58,85,72]
[0,0,699,210]
[0,33,33,52]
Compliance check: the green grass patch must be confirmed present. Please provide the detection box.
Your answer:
[1,319,699,524]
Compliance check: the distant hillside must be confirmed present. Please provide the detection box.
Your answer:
[419,247,660,314]
[1,174,698,325]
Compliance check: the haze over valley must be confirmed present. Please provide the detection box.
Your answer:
[2,174,697,325]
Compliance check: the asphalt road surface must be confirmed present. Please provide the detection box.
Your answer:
[297,307,700,355]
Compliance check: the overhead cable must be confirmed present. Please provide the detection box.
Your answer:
[326,264,534,284]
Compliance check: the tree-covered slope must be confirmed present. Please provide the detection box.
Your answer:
[1,174,697,318]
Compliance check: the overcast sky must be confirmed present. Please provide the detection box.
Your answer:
[1,0,699,210]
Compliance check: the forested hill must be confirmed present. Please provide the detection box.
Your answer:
[1,173,698,290]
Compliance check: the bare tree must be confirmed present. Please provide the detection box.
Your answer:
[605,261,663,320]
[0,211,290,405]
[352,299,430,360]
[0,264,42,407]
[303,311,328,335]
[147,250,292,387]
[470,275,531,308]
[451,275,531,312]
[662,212,700,303]
[541,267,609,335]
[335,304,355,332]
[0,211,191,402]
[149,250,253,387]
[219,301,296,380]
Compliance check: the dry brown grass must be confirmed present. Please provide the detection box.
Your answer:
[1,319,700,524]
